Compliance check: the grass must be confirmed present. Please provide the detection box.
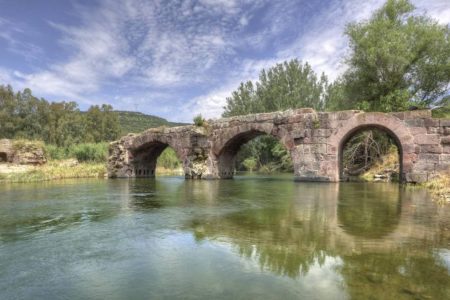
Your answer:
[0,160,106,183]
[360,147,399,181]
[422,170,450,205]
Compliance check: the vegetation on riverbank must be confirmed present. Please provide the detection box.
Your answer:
[0,161,106,183]
[0,140,183,183]
[422,171,450,205]
[359,149,450,203]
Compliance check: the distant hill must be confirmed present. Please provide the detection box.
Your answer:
[115,111,188,134]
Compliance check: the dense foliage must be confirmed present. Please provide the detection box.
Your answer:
[0,85,120,146]
[327,0,450,112]
[223,59,328,117]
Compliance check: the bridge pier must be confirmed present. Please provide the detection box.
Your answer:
[108,109,450,183]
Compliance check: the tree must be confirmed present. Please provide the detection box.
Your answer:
[338,0,450,112]
[223,59,328,116]
[0,85,120,146]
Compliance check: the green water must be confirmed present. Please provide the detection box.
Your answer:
[0,175,449,300]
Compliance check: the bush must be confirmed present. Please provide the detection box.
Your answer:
[69,143,108,163]
[12,139,45,152]
[193,114,205,126]
[44,144,70,160]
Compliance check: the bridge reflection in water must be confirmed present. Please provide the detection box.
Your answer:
[125,177,450,299]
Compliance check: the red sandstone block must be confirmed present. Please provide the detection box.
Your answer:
[440,120,450,127]
[424,118,440,127]
[406,119,425,127]
[403,110,431,119]
[440,154,450,163]
[409,127,427,135]
[420,144,443,154]
[414,134,440,145]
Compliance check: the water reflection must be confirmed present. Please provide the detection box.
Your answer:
[179,179,450,298]
[0,177,449,299]
[337,183,402,238]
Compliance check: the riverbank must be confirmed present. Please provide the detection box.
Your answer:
[0,160,106,183]
[0,161,185,183]
[358,149,450,204]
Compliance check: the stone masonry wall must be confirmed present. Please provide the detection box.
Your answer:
[107,109,450,183]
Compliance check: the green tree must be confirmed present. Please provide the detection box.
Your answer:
[85,104,120,143]
[0,85,18,138]
[223,59,328,117]
[337,0,450,112]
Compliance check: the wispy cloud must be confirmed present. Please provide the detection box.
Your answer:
[0,17,44,61]
[0,0,448,123]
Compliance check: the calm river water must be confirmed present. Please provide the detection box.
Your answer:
[0,175,449,300]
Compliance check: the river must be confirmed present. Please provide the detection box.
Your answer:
[0,175,449,299]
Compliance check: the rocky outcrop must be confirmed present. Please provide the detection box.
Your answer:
[0,139,46,165]
[0,139,13,162]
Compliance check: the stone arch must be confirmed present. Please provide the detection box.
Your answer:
[129,135,186,178]
[329,112,414,182]
[211,122,291,178]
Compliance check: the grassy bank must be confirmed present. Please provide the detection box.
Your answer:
[0,140,184,183]
[360,148,450,204]
[422,171,450,205]
[0,160,106,183]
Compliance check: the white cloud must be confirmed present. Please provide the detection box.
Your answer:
[1,0,449,122]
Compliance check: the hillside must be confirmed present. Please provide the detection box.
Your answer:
[116,111,188,134]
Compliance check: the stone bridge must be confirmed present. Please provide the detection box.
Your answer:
[107,108,450,183]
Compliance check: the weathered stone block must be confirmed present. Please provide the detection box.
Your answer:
[414,134,440,145]
[312,129,332,137]
[424,118,440,127]
[406,119,425,127]
[440,120,450,127]
[441,136,450,144]
[405,172,428,183]
[443,146,450,154]
[427,127,441,134]
[409,127,427,135]
[402,110,431,119]
[419,144,443,154]
[440,154,450,164]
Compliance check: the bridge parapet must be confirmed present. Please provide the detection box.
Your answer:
[108,108,450,183]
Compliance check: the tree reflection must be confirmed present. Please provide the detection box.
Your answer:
[337,183,401,238]
[186,183,341,278]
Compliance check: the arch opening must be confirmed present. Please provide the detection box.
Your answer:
[217,130,293,179]
[339,125,402,182]
[131,142,182,178]
[0,152,7,162]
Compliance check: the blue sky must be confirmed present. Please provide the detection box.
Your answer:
[1,0,449,122]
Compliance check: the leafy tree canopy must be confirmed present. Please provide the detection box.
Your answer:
[223,59,328,117]
[330,0,450,112]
